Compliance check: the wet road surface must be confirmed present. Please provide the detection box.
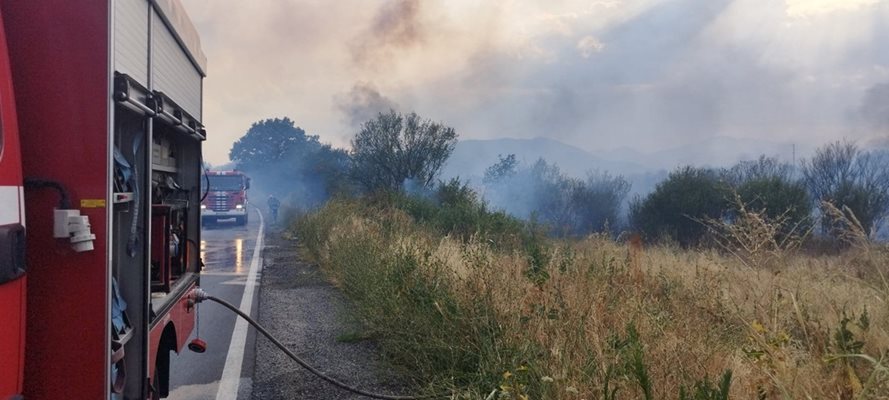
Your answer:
[168,208,263,400]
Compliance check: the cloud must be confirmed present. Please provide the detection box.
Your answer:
[576,36,604,58]
[786,0,879,18]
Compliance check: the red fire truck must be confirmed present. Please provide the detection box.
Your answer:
[201,170,251,225]
[0,1,208,399]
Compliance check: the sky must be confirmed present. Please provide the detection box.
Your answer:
[179,0,889,166]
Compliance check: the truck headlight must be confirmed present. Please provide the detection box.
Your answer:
[200,205,206,209]
[235,204,243,209]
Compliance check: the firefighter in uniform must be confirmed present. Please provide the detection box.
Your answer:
[267,194,281,223]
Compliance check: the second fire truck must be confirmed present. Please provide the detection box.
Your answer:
[201,170,251,226]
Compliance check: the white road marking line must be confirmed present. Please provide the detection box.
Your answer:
[216,208,263,400]
[200,271,258,277]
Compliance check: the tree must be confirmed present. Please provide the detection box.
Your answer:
[571,171,631,234]
[482,157,630,236]
[802,141,889,236]
[350,110,458,192]
[229,117,311,168]
[629,166,728,246]
[723,155,795,187]
[228,117,353,207]
[483,154,518,184]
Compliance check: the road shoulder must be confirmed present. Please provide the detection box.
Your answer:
[250,227,408,399]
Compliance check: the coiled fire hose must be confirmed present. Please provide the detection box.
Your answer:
[193,289,448,400]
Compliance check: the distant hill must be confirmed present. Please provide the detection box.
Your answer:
[591,136,810,171]
[440,136,820,198]
[441,137,649,182]
[442,136,814,183]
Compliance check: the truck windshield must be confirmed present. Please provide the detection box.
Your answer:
[207,175,244,191]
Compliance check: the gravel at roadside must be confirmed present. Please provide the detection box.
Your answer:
[250,228,409,399]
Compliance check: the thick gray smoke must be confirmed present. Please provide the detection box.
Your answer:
[862,82,889,132]
[335,82,400,129]
[443,0,789,154]
[337,0,422,131]
[181,0,889,182]
[350,0,424,69]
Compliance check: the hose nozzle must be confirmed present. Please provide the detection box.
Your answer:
[192,288,209,303]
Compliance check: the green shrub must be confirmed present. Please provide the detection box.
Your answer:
[376,179,526,245]
[736,176,811,238]
[629,166,729,246]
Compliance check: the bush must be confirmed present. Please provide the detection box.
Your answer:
[629,166,728,246]
[735,176,812,235]
[378,179,525,245]
[484,158,630,236]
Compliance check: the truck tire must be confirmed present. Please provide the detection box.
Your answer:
[149,373,161,400]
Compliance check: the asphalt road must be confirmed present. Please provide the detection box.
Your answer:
[167,209,263,400]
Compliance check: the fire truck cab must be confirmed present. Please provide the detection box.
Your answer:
[201,170,251,226]
[0,0,207,398]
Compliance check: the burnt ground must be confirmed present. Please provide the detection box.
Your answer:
[250,227,409,399]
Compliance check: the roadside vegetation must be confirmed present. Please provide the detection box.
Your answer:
[295,189,888,398]
[228,111,889,398]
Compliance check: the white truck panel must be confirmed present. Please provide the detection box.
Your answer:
[114,0,149,84]
[151,8,203,120]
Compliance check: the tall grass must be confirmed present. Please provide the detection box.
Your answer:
[293,198,889,399]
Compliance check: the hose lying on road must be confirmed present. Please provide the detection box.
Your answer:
[194,290,448,400]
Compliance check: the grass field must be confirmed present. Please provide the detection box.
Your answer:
[293,199,888,399]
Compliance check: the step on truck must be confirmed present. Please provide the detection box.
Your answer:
[201,170,251,226]
[0,0,208,398]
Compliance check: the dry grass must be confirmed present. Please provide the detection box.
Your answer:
[697,193,812,270]
[295,200,889,399]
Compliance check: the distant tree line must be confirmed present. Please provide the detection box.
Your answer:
[229,113,889,246]
[479,141,888,245]
[628,142,889,247]
[228,111,457,206]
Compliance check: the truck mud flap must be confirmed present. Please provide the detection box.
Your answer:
[0,223,25,284]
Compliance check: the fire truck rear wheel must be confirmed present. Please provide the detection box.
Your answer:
[149,379,161,400]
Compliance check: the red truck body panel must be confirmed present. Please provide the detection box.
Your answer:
[0,277,25,395]
[2,1,111,398]
[0,1,207,398]
[147,281,197,380]
[0,8,24,397]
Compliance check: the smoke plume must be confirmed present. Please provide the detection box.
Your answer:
[350,0,425,69]
[335,82,400,129]
[861,82,889,132]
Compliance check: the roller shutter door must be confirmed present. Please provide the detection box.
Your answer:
[151,8,202,121]
[114,0,149,85]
